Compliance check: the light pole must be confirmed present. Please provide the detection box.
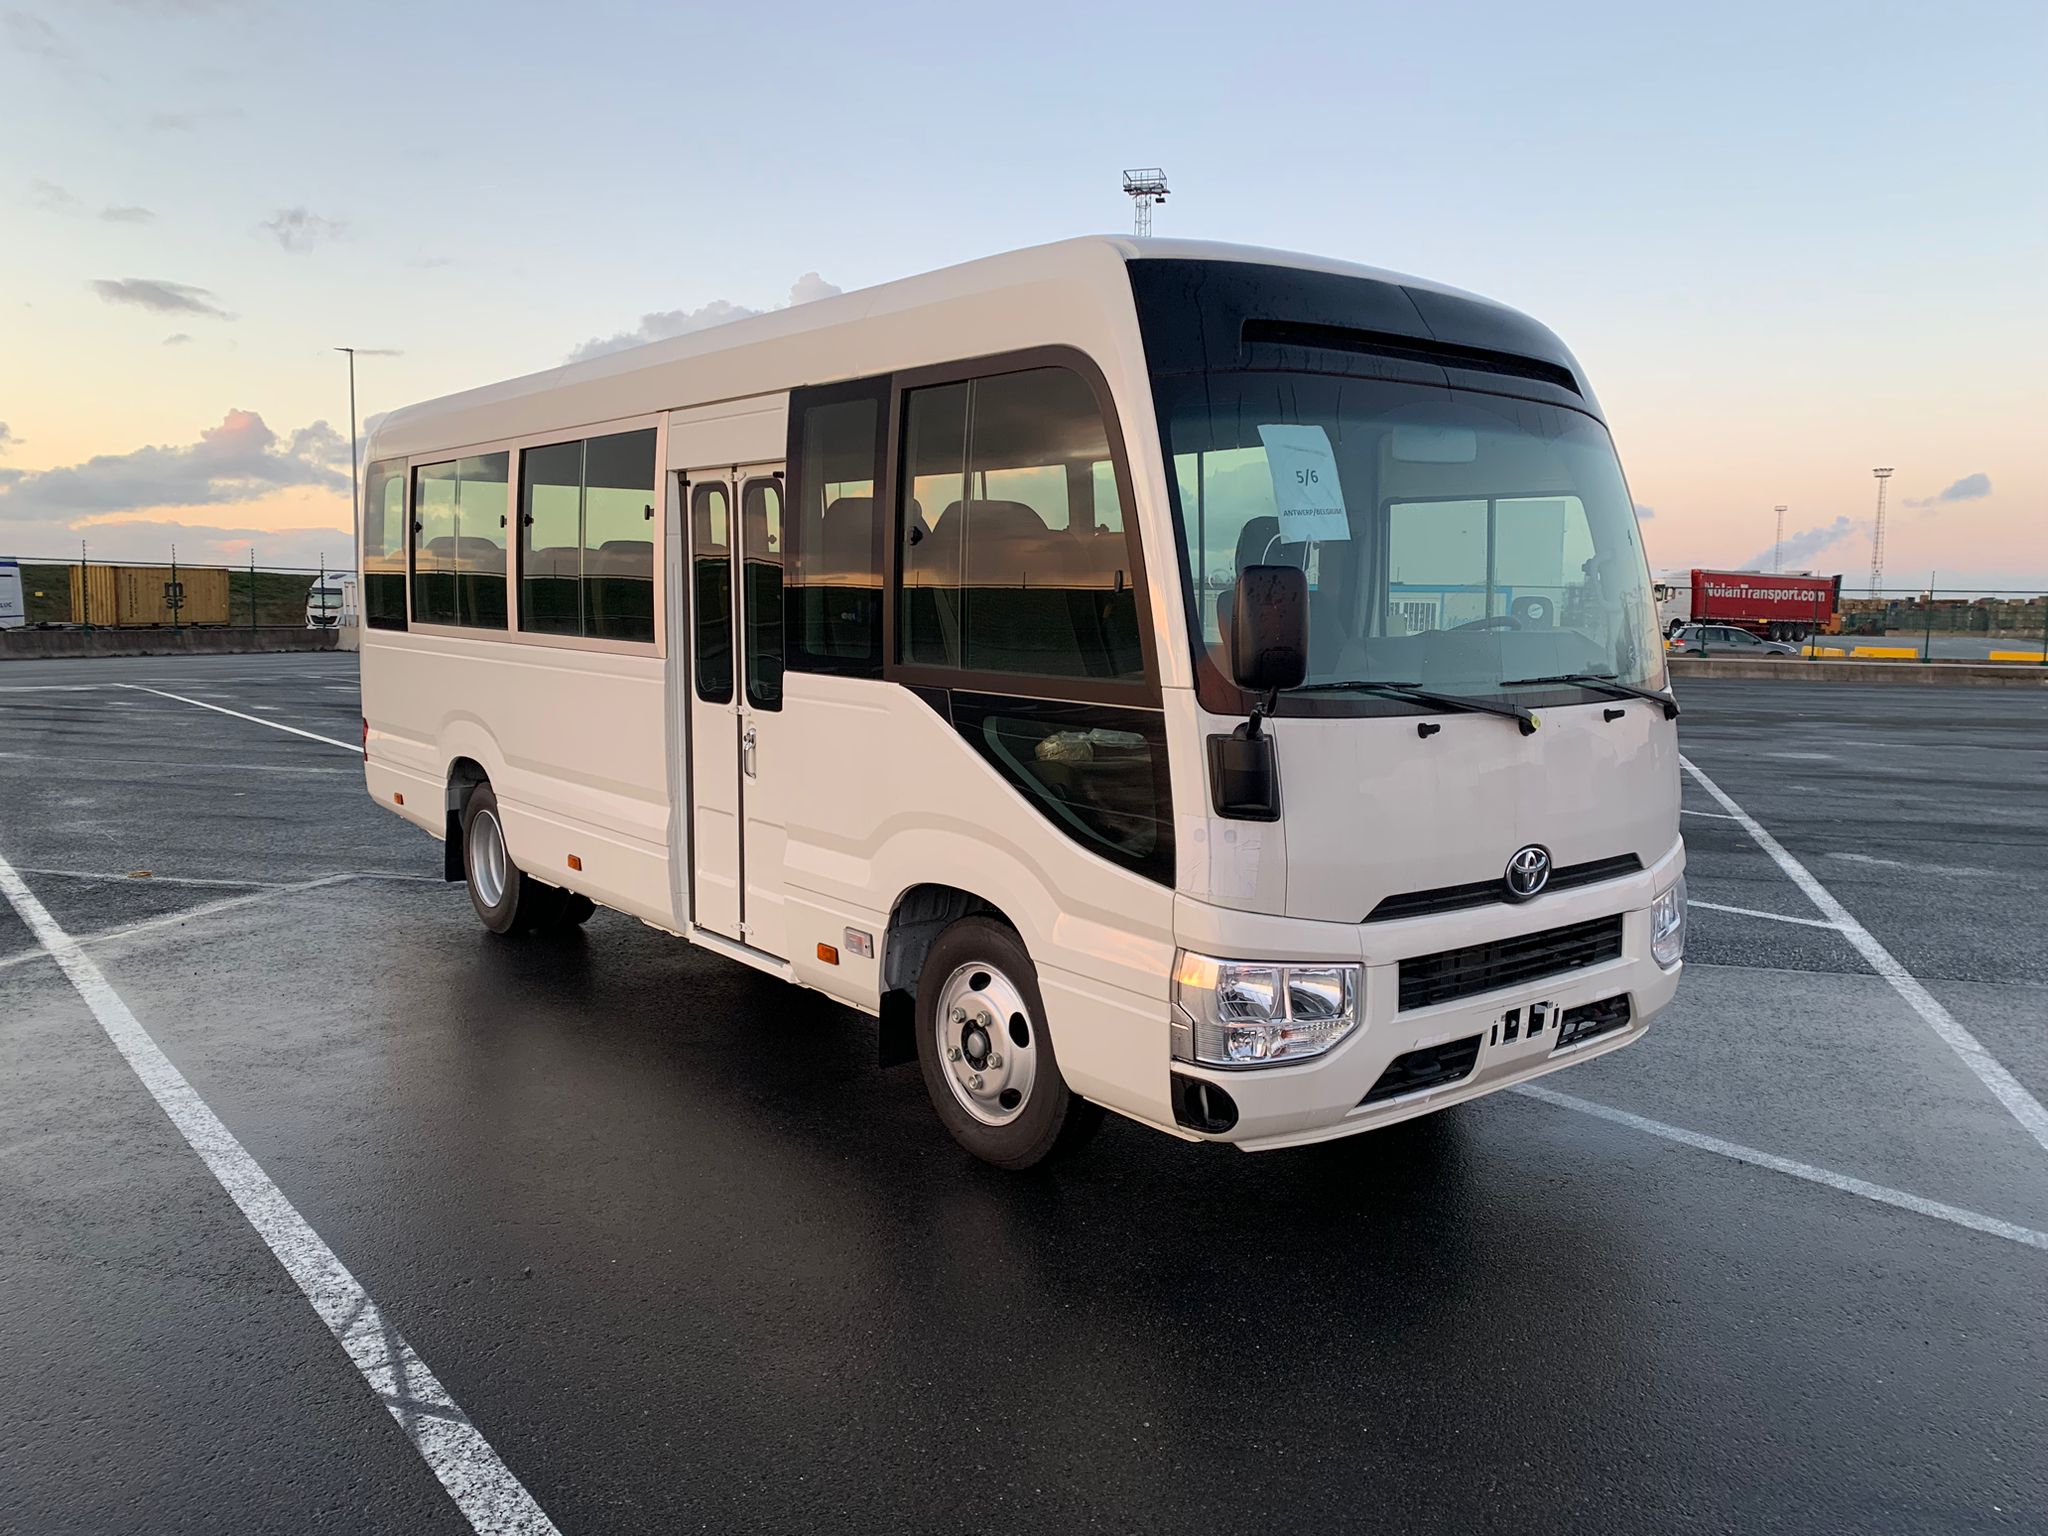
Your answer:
[334,347,359,533]
[1773,505,1787,574]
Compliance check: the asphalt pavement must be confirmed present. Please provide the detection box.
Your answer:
[2,655,2044,1534]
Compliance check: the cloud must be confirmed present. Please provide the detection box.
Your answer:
[0,409,350,524]
[1742,515,1860,572]
[260,206,345,252]
[30,177,78,211]
[0,421,16,454]
[5,11,64,58]
[1906,472,1991,510]
[1633,503,1656,521]
[89,277,230,317]
[163,332,193,346]
[31,182,156,222]
[787,271,842,306]
[567,272,843,363]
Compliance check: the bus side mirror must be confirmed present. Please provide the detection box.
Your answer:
[1231,564,1308,695]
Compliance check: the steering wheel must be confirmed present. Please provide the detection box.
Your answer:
[1451,614,1523,632]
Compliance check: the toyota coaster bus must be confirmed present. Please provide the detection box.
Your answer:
[358,237,1685,1169]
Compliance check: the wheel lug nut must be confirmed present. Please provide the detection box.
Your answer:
[950,1007,968,1025]
[946,1046,961,1062]
[989,1052,1003,1068]
[969,1073,984,1090]
[979,1012,994,1029]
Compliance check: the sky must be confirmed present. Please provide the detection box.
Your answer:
[1,0,2042,590]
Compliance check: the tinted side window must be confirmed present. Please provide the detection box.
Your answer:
[949,693,1173,884]
[583,429,656,643]
[786,384,885,675]
[411,453,508,629]
[897,366,1143,681]
[517,429,656,643]
[741,477,784,709]
[362,457,408,630]
[520,440,584,635]
[691,481,733,703]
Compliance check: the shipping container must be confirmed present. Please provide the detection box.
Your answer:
[1667,568,1841,641]
[69,564,232,627]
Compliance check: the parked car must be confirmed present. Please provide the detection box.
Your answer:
[1667,624,1800,657]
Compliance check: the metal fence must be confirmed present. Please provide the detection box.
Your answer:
[7,553,353,631]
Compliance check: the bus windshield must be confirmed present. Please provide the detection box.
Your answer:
[1153,372,1662,702]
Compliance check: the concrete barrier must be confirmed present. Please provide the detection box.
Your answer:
[0,627,340,661]
[1670,656,2047,686]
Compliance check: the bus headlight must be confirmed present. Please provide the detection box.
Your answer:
[1171,952,1362,1066]
[1651,875,1687,969]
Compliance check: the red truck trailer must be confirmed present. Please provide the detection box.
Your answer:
[1662,569,1842,641]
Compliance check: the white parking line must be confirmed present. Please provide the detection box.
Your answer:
[1688,899,1841,930]
[1680,808,1739,820]
[1681,753,2048,1158]
[12,866,284,889]
[0,878,355,978]
[117,684,358,753]
[1516,1084,2048,1253]
[0,850,561,1536]
[0,872,442,978]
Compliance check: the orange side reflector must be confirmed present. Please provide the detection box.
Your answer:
[392,792,404,806]
[817,943,839,966]
[566,854,583,871]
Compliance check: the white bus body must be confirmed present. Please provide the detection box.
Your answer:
[359,238,1684,1166]
[0,559,24,629]
[307,573,357,629]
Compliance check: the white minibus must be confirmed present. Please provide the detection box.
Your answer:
[306,573,357,629]
[359,238,1684,1168]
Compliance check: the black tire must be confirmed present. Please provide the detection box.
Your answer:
[460,783,571,935]
[914,916,1104,1170]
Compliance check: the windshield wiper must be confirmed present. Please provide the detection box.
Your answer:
[1502,672,1680,720]
[1292,680,1537,735]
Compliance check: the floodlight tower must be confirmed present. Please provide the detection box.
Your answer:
[1773,505,1787,573]
[1123,168,1168,236]
[1868,468,1893,594]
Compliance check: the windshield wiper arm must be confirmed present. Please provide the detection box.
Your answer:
[1502,672,1680,720]
[1292,680,1537,735]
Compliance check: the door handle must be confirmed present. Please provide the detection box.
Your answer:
[742,722,757,778]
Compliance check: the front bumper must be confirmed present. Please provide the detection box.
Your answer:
[1168,852,1684,1151]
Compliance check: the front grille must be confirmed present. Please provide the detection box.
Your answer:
[1398,915,1625,1010]
[1365,854,1642,923]
[1362,1034,1483,1104]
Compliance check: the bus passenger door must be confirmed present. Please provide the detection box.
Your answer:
[684,464,789,959]
[685,470,743,941]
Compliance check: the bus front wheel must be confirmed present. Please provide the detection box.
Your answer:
[914,916,1103,1170]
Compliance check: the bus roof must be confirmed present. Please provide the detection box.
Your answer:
[368,236,1553,461]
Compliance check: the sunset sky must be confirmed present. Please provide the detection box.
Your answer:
[2,0,2041,590]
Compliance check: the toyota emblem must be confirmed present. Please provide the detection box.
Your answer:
[1504,845,1552,900]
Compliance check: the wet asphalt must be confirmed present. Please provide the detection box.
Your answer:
[1,656,2043,1534]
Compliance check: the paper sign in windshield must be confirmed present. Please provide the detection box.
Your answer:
[1257,425,1350,543]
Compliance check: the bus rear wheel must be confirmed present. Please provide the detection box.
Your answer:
[461,783,583,935]
[914,916,1103,1170]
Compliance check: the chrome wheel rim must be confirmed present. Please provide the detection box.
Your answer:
[933,960,1037,1127]
[468,808,508,908]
